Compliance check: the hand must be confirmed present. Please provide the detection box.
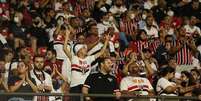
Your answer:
[51,67,56,76]
[85,97,93,101]
[55,67,60,75]
[115,91,121,99]
[38,84,45,91]
[130,52,137,62]
[104,34,110,41]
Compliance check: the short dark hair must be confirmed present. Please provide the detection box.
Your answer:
[47,49,57,56]
[98,57,110,67]
[33,55,44,61]
[191,68,200,76]
[160,66,175,77]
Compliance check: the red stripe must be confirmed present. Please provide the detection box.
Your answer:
[71,66,81,70]
[128,85,138,91]
[71,64,81,68]
[177,41,181,65]
[183,46,187,65]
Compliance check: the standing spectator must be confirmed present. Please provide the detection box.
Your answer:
[173,26,197,72]
[30,55,53,101]
[8,61,37,101]
[82,57,121,101]
[9,11,27,49]
[63,29,109,100]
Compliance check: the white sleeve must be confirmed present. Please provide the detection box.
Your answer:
[109,41,115,53]
[196,27,201,36]
[87,55,96,63]
[120,78,128,91]
[158,78,172,90]
[109,6,117,14]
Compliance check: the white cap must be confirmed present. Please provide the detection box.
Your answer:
[74,44,87,54]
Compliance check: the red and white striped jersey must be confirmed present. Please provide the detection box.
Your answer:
[128,40,149,54]
[150,38,163,54]
[174,40,193,65]
[119,18,138,36]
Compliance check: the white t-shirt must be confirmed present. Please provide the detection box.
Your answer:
[109,5,127,15]
[156,77,177,96]
[97,22,119,37]
[143,26,159,38]
[184,24,201,36]
[120,76,153,95]
[70,55,96,87]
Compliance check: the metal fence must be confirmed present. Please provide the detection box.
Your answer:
[0,93,199,101]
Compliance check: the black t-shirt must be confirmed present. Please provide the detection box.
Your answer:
[84,72,119,101]
[8,75,36,101]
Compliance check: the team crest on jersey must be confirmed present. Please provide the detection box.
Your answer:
[107,78,113,82]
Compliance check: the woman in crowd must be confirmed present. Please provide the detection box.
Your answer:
[8,61,37,101]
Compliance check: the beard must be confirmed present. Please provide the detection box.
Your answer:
[34,65,44,71]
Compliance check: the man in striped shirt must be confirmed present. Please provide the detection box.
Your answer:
[119,10,138,41]
[171,27,198,72]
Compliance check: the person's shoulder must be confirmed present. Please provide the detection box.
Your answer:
[56,59,64,62]
[89,72,101,77]
[120,76,127,82]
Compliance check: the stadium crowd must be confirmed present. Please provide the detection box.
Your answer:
[0,0,201,101]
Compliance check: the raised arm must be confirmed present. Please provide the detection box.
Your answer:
[63,29,72,60]
[94,34,109,59]
[141,52,154,76]
[54,24,62,36]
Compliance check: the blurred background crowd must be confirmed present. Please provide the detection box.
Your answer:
[0,0,201,101]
